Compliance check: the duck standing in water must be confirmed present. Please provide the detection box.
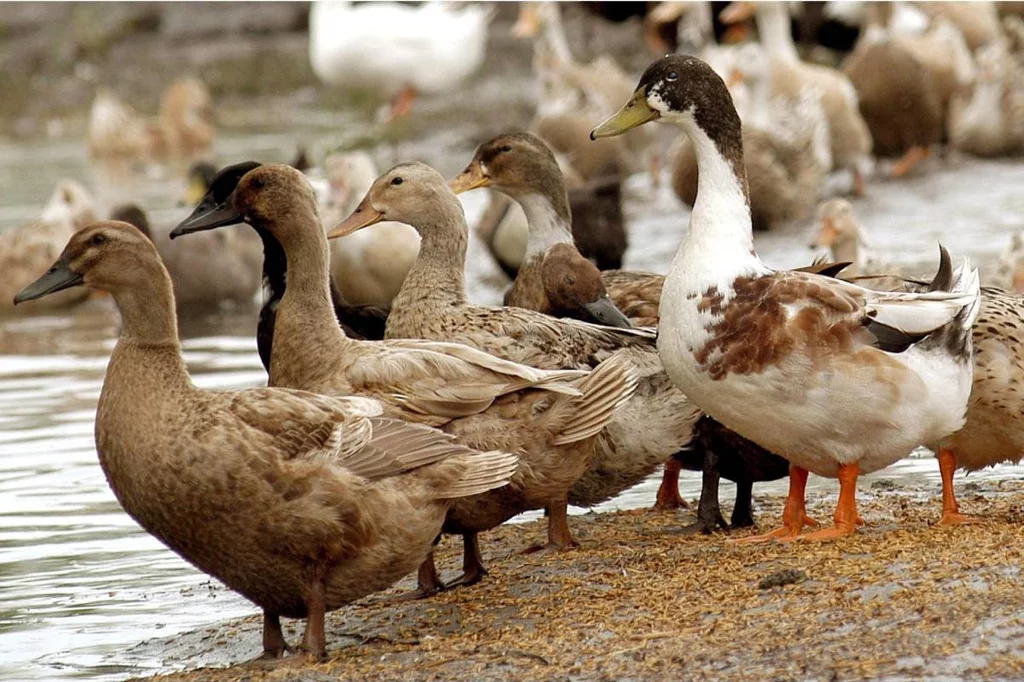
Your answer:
[592,55,981,541]
[13,221,518,660]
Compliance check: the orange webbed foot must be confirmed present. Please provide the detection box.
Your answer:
[939,512,984,526]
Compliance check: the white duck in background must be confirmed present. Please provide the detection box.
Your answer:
[593,55,981,542]
[308,1,493,120]
[319,151,420,308]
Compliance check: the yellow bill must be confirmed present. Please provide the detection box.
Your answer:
[328,201,384,239]
[590,89,659,140]
[448,163,491,195]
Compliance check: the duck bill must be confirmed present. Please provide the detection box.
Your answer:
[170,195,243,239]
[582,295,634,329]
[590,90,659,140]
[1014,270,1024,294]
[448,164,491,195]
[14,258,84,305]
[719,1,756,25]
[328,201,384,239]
[813,218,839,249]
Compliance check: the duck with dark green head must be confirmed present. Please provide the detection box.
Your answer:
[592,55,981,543]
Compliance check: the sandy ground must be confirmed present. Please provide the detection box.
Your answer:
[130,477,1024,682]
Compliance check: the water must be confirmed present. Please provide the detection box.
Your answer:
[2,116,1024,680]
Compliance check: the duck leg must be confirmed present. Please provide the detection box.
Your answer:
[386,86,417,122]
[298,568,328,662]
[681,445,728,535]
[258,611,291,659]
[852,165,866,197]
[522,498,578,554]
[734,466,818,544]
[653,458,690,510]
[784,462,860,542]
[394,553,447,601]
[730,479,756,529]
[937,448,982,525]
[445,532,489,589]
[891,145,930,178]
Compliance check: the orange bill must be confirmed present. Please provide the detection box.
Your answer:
[448,163,490,195]
[328,200,384,239]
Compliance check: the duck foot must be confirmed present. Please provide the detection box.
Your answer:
[297,570,328,662]
[936,448,980,526]
[891,145,929,178]
[255,612,293,661]
[734,466,818,544]
[652,459,689,510]
[445,532,489,589]
[385,86,417,123]
[780,462,860,543]
[393,554,447,601]
[521,498,579,554]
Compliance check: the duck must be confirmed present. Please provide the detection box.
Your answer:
[318,150,420,308]
[451,132,852,529]
[0,180,97,314]
[308,1,493,120]
[841,5,946,176]
[994,231,1024,293]
[13,220,518,661]
[174,161,387,371]
[672,43,831,231]
[87,77,214,163]
[811,197,912,292]
[329,161,703,519]
[171,163,637,595]
[592,54,982,541]
[811,201,1024,524]
[719,1,872,192]
[949,33,1024,158]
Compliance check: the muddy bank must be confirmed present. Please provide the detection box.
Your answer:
[130,478,1024,682]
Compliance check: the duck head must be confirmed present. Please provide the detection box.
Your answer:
[329,162,464,241]
[450,132,566,204]
[590,54,739,141]
[15,221,157,304]
[170,161,263,237]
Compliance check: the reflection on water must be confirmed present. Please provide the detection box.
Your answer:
[1,125,1023,681]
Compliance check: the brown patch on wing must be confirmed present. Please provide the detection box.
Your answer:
[694,273,869,380]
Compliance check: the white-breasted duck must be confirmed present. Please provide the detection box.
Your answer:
[592,54,982,541]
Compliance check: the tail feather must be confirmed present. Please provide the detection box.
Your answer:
[550,354,638,446]
[438,451,520,499]
[917,252,981,357]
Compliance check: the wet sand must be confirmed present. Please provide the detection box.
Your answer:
[132,478,1024,682]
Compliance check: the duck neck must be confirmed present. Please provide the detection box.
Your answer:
[831,234,862,273]
[257,205,353,387]
[676,111,758,269]
[105,262,191,397]
[516,191,574,261]
[757,3,799,62]
[395,199,469,312]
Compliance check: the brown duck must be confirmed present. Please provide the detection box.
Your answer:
[13,221,518,661]
[171,164,636,595]
[330,162,702,516]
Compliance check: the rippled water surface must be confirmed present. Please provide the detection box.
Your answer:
[2,119,1023,681]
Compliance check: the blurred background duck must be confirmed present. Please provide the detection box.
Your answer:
[87,76,214,165]
[949,19,1024,158]
[308,0,493,121]
[0,180,97,313]
[720,0,872,192]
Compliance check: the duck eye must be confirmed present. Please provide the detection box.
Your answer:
[251,177,265,189]
[91,234,106,246]
[500,145,512,153]
[666,71,678,82]
[391,177,403,186]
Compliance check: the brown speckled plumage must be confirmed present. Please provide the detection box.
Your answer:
[18,221,518,660]
[180,165,638,586]
[345,162,700,509]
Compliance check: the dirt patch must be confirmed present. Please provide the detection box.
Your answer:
[130,478,1024,681]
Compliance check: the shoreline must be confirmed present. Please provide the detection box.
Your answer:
[130,478,1024,682]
